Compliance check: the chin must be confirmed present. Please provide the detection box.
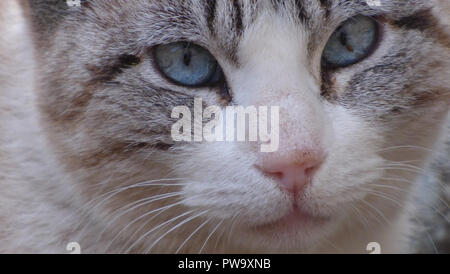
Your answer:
[200,188,350,253]
[229,212,340,253]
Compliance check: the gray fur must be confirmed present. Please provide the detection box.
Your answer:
[0,0,448,253]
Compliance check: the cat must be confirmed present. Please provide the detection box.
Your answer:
[0,0,449,253]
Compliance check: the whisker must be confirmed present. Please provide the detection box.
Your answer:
[117,190,218,253]
[358,186,440,254]
[125,209,196,253]
[91,178,187,209]
[376,176,450,210]
[70,178,187,242]
[114,199,186,253]
[227,211,242,246]
[176,217,212,254]
[96,191,183,244]
[363,172,450,219]
[145,210,210,254]
[349,204,371,231]
[199,220,224,254]
[358,198,391,225]
[375,166,428,177]
[212,220,229,252]
[377,162,450,195]
[76,178,186,222]
[360,186,450,224]
[378,145,437,154]
[319,237,344,253]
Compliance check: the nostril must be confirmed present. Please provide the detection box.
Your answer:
[304,166,317,177]
[262,170,284,181]
[256,151,325,195]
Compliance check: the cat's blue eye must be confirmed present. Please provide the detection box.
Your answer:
[322,15,379,68]
[154,42,223,87]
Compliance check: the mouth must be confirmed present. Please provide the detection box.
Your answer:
[253,204,330,233]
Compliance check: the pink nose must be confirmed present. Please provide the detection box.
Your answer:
[259,151,323,195]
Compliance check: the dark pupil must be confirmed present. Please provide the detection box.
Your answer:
[183,45,192,67]
[339,32,347,47]
[339,31,354,53]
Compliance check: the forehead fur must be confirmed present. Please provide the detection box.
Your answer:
[25,0,434,51]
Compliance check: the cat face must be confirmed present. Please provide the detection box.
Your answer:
[30,0,449,252]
